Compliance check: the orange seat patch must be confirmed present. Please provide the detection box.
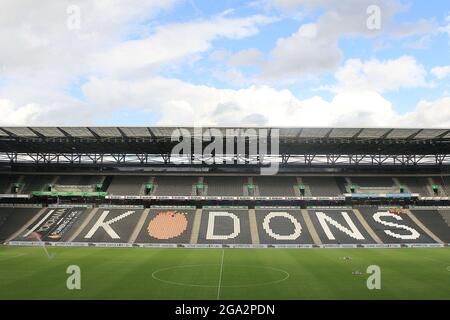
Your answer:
[147,211,188,240]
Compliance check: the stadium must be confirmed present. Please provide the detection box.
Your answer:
[0,126,449,300]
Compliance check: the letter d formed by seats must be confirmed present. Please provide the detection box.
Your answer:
[366,265,381,290]
[66,265,81,290]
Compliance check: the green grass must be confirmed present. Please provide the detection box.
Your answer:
[0,245,449,300]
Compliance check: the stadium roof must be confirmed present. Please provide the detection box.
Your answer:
[1,127,450,162]
[0,126,449,139]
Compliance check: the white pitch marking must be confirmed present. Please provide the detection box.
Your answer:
[0,253,27,261]
[217,250,225,300]
[151,264,290,288]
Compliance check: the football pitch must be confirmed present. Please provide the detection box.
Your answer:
[0,246,449,300]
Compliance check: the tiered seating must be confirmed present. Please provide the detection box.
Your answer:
[302,177,343,196]
[205,176,245,196]
[107,176,148,195]
[348,177,397,194]
[254,176,296,196]
[52,175,103,192]
[439,176,450,195]
[411,209,450,243]
[8,173,450,197]
[397,177,430,195]
[0,207,41,242]
[135,208,195,243]
[153,176,195,196]
[74,208,143,243]
[3,205,450,245]
[0,175,15,193]
[358,207,435,243]
[21,175,54,193]
[197,208,251,244]
[255,208,313,244]
[437,209,450,227]
[308,209,374,244]
[14,207,88,242]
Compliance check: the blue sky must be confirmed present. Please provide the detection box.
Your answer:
[0,0,450,127]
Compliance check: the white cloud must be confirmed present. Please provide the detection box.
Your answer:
[431,66,450,80]
[0,1,277,124]
[439,14,450,36]
[0,0,446,130]
[1,72,449,128]
[228,48,263,66]
[91,15,275,75]
[261,0,403,79]
[209,50,231,62]
[265,0,403,13]
[0,1,274,83]
[393,19,438,38]
[0,0,177,77]
[216,69,248,86]
[78,75,450,128]
[334,56,427,93]
[262,23,341,79]
[403,35,434,50]
[393,19,438,50]
[0,99,47,126]
[402,97,450,127]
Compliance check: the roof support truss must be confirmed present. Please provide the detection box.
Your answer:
[2,151,450,167]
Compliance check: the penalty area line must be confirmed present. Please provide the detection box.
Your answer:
[217,249,224,300]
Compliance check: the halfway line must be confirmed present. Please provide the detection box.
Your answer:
[217,250,225,300]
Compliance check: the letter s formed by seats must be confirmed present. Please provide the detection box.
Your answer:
[373,212,420,240]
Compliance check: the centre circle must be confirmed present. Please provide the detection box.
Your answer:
[151,264,290,288]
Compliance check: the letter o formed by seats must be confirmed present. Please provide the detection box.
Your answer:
[263,212,301,240]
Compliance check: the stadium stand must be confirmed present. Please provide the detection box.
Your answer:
[254,176,296,196]
[52,175,104,192]
[0,175,15,193]
[1,126,450,247]
[153,176,195,196]
[438,209,450,227]
[56,175,100,185]
[397,177,431,195]
[438,176,450,195]
[426,177,447,196]
[0,207,41,241]
[74,208,143,243]
[14,207,88,241]
[351,177,395,187]
[20,175,54,193]
[204,176,245,196]
[107,176,149,195]
[135,207,196,243]
[358,206,436,243]
[255,208,314,244]
[1,204,449,246]
[347,177,397,194]
[411,209,450,243]
[308,209,375,244]
[197,207,252,244]
[302,177,344,196]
